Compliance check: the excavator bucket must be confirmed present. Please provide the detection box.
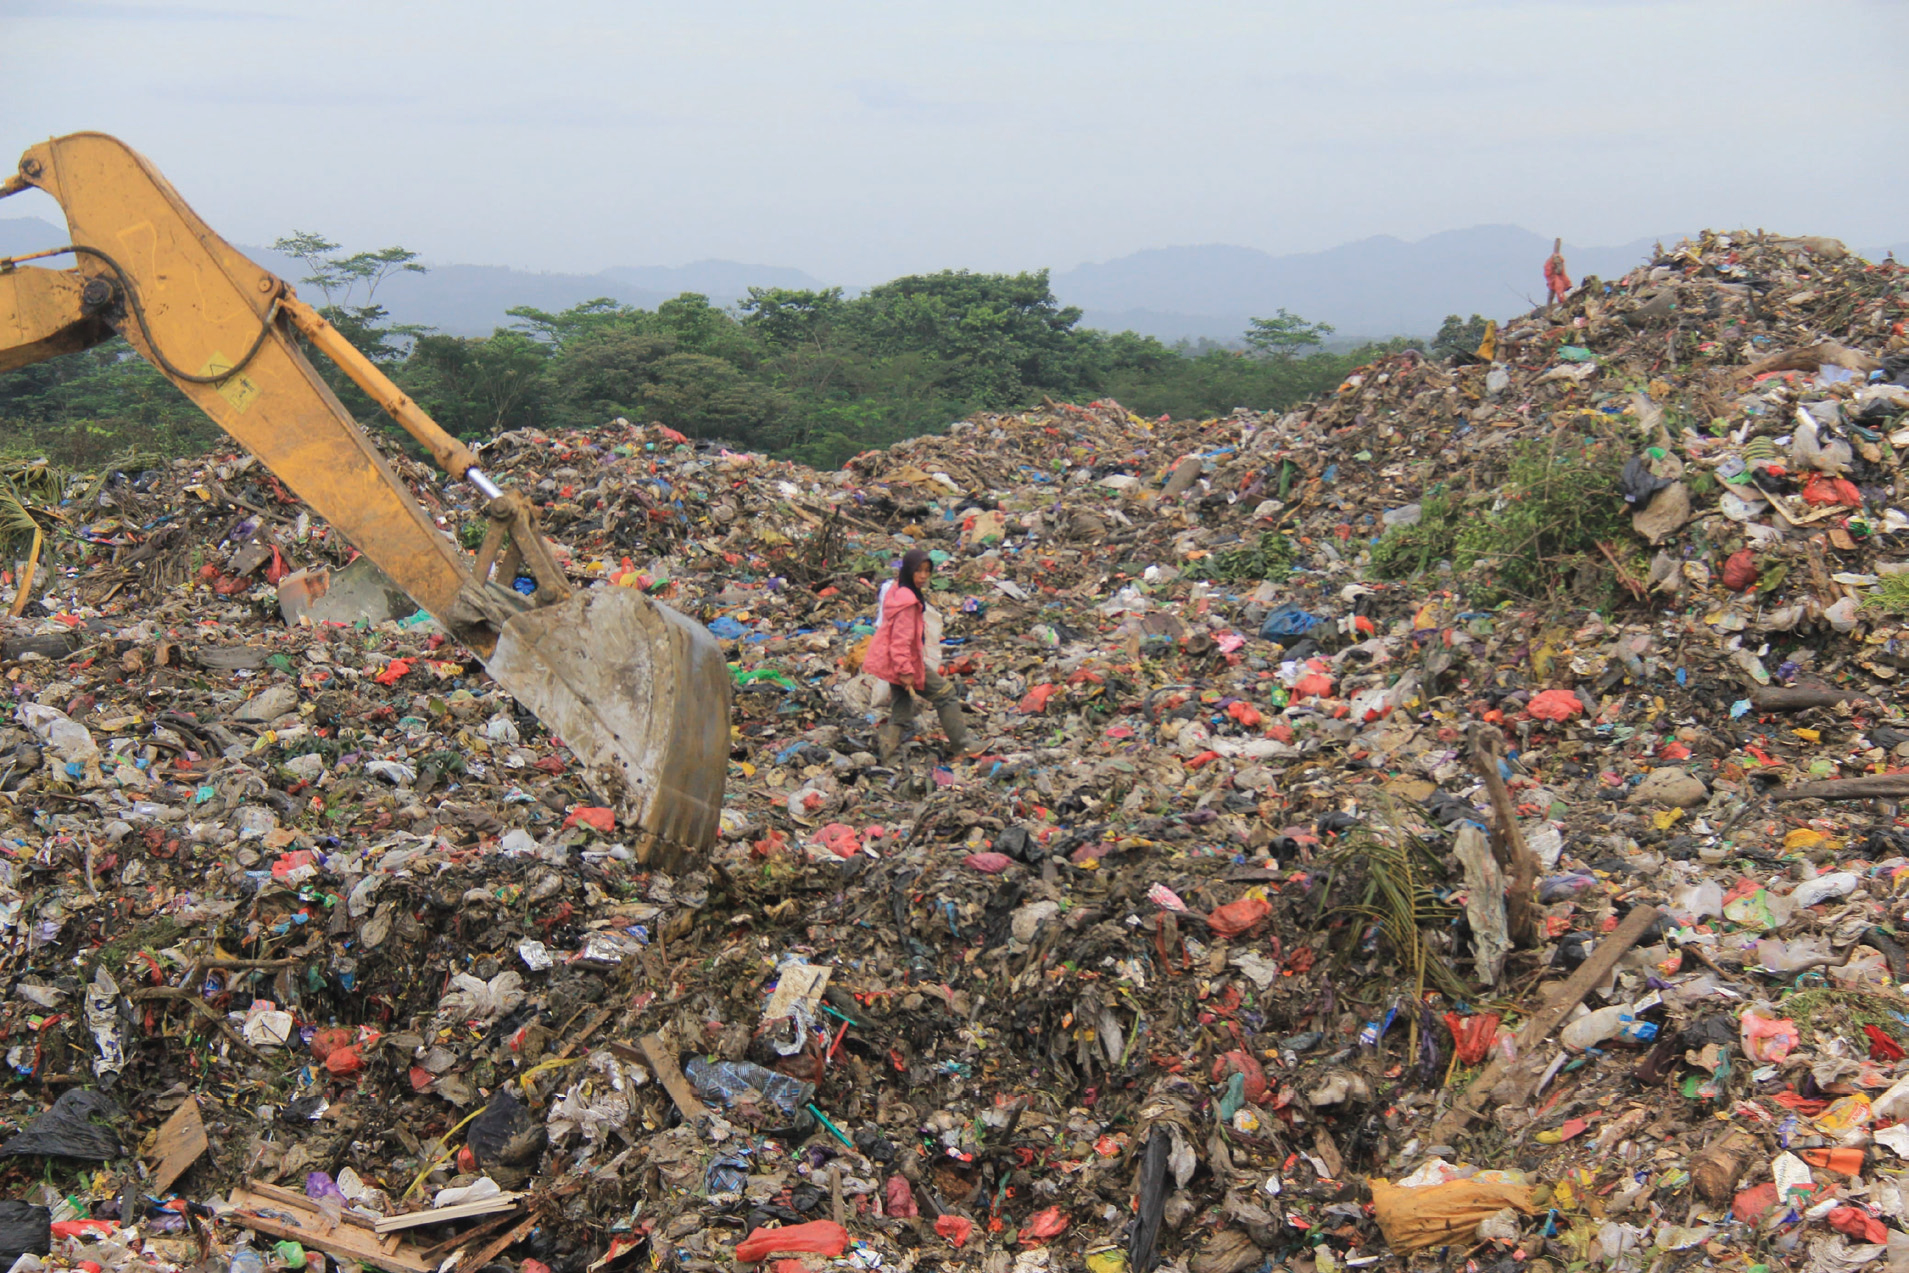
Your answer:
[484,587,732,855]
[0,131,733,855]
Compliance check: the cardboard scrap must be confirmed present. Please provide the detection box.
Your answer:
[640,1033,709,1121]
[147,1098,208,1196]
[762,963,830,1023]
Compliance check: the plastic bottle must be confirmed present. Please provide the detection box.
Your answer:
[1560,1005,1629,1052]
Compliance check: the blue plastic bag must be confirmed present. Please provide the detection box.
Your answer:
[1259,603,1321,641]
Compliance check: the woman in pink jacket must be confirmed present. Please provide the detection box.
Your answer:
[864,549,978,760]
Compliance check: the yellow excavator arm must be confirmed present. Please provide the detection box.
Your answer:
[0,132,729,857]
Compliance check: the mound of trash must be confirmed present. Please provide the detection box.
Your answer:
[2,229,1909,1273]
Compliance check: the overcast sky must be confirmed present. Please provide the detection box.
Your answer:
[5,0,1905,283]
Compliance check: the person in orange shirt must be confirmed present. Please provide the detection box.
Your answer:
[1544,237,1572,308]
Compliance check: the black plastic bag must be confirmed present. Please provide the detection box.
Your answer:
[993,826,1037,863]
[1127,1126,1170,1273]
[1620,455,1673,509]
[0,1201,50,1266]
[1,1090,122,1159]
[466,1088,544,1167]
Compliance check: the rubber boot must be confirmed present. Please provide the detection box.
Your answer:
[936,700,979,758]
[876,723,903,762]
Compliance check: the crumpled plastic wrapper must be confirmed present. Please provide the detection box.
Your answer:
[435,970,525,1024]
[546,1050,651,1158]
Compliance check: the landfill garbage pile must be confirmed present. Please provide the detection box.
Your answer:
[3,228,1909,1273]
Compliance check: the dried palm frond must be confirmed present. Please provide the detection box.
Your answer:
[1313,792,1469,1001]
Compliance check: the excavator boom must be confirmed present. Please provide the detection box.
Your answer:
[0,132,729,857]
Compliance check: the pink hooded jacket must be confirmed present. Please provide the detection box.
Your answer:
[862,581,926,690]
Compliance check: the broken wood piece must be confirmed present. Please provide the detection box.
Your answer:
[1468,724,1540,948]
[414,1208,522,1262]
[228,1184,434,1273]
[147,1096,208,1196]
[552,1004,615,1061]
[639,1032,709,1121]
[1749,684,1878,712]
[374,1194,522,1233]
[1772,773,1909,802]
[1427,904,1660,1143]
[449,1209,541,1273]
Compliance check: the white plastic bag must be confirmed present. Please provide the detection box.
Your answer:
[435,971,524,1024]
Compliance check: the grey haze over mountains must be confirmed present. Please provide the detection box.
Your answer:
[1058,227,1684,343]
[0,215,826,339]
[7,215,1900,345]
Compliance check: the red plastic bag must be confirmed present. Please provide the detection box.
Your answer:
[373,658,414,686]
[735,1221,848,1262]
[272,850,317,881]
[563,806,615,834]
[1722,549,1758,592]
[885,1174,918,1218]
[1866,1024,1906,1062]
[1527,689,1583,721]
[1292,672,1334,698]
[1018,684,1058,714]
[1226,701,1262,728]
[1733,1182,1780,1223]
[1802,474,1862,508]
[1020,1207,1068,1243]
[325,1045,364,1076]
[1829,1207,1888,1244]
[310,1026,352,1062]
[1206,896,1271,938]
[1443,1012,1503,1066]
[810,823,862,858]
[964,852,1013,874]
[935,1215,974,1248]
[1211,1049,1268,1102]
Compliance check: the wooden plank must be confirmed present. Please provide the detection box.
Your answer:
[240,1181,373,1232]
[147,1097,208,1196]
[639,1033,708,1121]
[1750,684,1877,712]
[1428,904,1660,1143]
[374,1194,521,1233]
[228,1187,433,1273]
[1773,773,1909,802]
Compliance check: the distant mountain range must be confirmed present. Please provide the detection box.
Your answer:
[1056,227,1678,343]
[4,215,1903,344]
[0,216,825,338]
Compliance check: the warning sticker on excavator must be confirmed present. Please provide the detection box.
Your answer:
[198,351,260,414]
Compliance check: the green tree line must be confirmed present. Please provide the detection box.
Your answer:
[1,236,1421,470]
